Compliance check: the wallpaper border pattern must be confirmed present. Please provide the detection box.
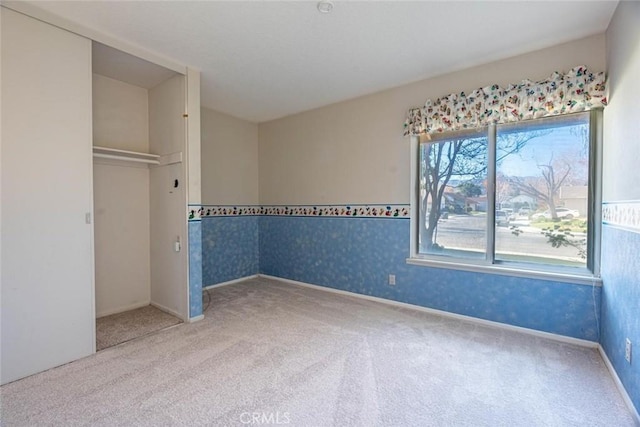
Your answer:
[188,204,410,221]
[602,201,640,234]
[188,202,638,231]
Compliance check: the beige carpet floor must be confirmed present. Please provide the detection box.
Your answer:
[1,278,635,426]
[96,305,182,351]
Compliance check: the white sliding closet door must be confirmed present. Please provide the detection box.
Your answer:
[1,9,95,384]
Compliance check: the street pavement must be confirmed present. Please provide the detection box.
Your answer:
[431,213,585,262]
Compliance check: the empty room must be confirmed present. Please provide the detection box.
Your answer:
[1,1,639,425]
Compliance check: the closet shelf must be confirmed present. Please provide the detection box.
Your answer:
[93,146,160,165]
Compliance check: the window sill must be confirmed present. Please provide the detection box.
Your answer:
[406,257,602,286]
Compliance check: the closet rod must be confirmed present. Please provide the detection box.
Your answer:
[93,145,159,157]
[93,153,160,165]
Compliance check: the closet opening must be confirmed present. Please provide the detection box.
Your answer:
[92,42,189,350]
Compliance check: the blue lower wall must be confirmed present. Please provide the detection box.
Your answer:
[188,221,203,318]
[601,225,640,413]
[202,216,259,286]
[259,216,600,341]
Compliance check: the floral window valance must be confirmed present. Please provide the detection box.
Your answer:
[403,65,607,137]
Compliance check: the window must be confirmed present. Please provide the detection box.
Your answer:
[418,128,489,259]
[410,110,602,280]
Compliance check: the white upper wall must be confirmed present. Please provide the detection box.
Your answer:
[201,107,259,205]
[92,74,149,152]
[258,34,606,205]
[604,1,640,202]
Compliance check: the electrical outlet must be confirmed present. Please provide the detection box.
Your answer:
[388,274,396,286]
[625,338,632,364]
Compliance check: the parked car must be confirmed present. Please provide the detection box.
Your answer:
[502,208,515,220]
[496,210,510,226]
[531,207,580,220]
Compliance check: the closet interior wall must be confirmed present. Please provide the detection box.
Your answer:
[93,65,188,321]
[93,74,152,317]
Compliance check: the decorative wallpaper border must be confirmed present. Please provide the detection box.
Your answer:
[188,204,410,220]
[602,201,640,233]
[189,205,261,220]
[188,202,640,229]
[262,204,410,218]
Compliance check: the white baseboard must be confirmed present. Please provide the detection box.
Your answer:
[188,314,204,323]
[258,274,599,348]
[598,345,640,424]
[204,275,259,290]
[150,301,185,322]
[96,300,150,318]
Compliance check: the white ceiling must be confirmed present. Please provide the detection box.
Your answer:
[26,1,618,123]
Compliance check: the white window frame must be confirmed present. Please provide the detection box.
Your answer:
[407,109,603,286]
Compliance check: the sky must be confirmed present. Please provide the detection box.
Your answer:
[497,124,589,178]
